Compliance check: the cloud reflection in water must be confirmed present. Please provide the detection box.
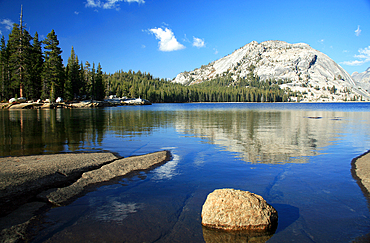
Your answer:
[152,152,180,180]
[94,200,143,223]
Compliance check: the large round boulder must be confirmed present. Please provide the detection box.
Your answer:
[201,189,278,231]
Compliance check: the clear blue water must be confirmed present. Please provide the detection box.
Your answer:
[1,103,370,242]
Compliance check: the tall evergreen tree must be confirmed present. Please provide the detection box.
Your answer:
[42,29,64,101]
[79,61,86,97]
[84,61,91,98]
[95,63,105,100]
[28,32,43,99]
[90,62,96,99]
[0,36,8,100]
[65,46,81,100]
[64,63,72,100]
[7,22,32,98]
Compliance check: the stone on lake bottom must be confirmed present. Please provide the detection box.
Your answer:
[201,189,278,231]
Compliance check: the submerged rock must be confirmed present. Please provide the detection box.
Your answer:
[0,202,46,242]
[201,189,278,231]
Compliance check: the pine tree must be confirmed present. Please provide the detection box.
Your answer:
[84,61,91,99]
[28,32,43,99]
[10,6,34,99]
[95,63,105,100]
[0,36,8,100]
[64,64,73,100]
[65,46,81,100]
[42,29,64,101]
[7,22,32,99]
[90,62,96,99]
[79,61,86,97]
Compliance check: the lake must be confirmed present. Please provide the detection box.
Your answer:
[1,103,370,242]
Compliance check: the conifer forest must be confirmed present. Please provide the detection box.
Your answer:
[0,14,294,103]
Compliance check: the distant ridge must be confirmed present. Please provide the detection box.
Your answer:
[352,67,370,93]
[173,41,370,102]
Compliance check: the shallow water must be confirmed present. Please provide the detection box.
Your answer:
[1,103,370,242]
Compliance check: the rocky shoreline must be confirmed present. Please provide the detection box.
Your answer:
[351,150,370,243]
[0,151,171,242]
[0,99,152,109]
[1,150,369,242]
[351,150,370,196]
[0,152,119,216]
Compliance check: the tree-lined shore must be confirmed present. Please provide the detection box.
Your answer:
[0,10,294,104]
[0,24,105,102]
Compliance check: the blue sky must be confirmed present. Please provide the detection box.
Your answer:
[0,0,369,79]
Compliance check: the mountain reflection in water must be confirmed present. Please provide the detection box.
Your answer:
[1,104,368,163]
[174,109,354,164]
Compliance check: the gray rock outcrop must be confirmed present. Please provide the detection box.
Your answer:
[47,150,171,206]
[351,151,370,242]
[0,152,118,215]
[0,151,171,242]
[352,150,370,194]
[201,189,278,231]
[173,40,370,101]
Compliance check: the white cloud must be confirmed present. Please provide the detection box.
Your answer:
[74,11,80,15]
[85,0,144,10]
[103,0,120,9]
[125,0,145,3]
[85,0,101,8]
[355,25,361,36]
[1,19,14,30]
[341,60,365,66]
[193,37,205,48]
[355,46,370,59]
[148,27,185,52]
[182,34,190,43]
[341,46,370,66]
